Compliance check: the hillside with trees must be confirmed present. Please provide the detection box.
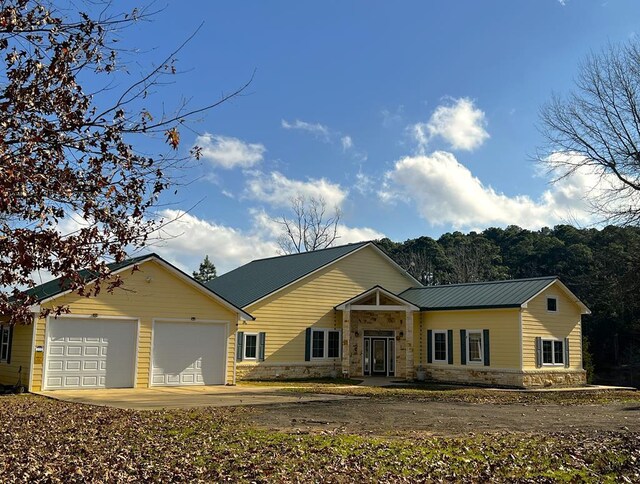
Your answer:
[378,225,640,386]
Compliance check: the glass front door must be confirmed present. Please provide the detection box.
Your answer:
[372,338,387,375]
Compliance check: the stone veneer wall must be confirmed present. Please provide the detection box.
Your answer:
[520,369,586,388]
[350,310,407,378]
[425,366,586,388]
[236,364,336,381]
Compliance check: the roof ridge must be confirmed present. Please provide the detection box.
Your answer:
[403,275,557,291]
[246,240,371,263]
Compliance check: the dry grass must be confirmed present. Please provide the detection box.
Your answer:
[1,394,639,482]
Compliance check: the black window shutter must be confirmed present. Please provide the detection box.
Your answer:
[535,337,542,368]
[304,328,311,361]
[427,330,433,364]
[7,325,13,364]
[483,329,490,367]
[236,331,244,362]
[447,329,454,365]
[564,337,570,368]
[460,329,467,365]
[258,332,266,362]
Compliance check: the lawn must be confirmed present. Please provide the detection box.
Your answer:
[1,392,639,482]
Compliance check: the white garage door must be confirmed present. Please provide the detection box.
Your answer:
[152,322,227,386]
[45,318,137,390]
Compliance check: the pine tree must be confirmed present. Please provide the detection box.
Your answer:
[193,256,217,283]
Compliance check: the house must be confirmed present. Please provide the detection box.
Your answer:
[207,241,590,388]
[0,241,590,392]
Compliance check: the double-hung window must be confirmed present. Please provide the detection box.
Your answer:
[311,329,340,359]
[542,338,564,365]
[243,333,258,360]
[432,330,448,363]
[467,330,483,364]
[0,325,11,363]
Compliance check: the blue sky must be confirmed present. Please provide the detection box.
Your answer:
[87,0,640,273]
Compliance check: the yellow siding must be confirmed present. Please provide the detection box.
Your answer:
[0,321,34,388]
[32,260,238,391]
[240,245,417,365]
[422,309,521,369]
[521,285,583,370]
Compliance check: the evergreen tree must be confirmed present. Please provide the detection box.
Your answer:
[193,256,217,283]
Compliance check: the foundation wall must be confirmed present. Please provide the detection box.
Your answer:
[425,365,586,388]
[236,364,336,380]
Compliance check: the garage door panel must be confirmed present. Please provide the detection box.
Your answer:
[45,318,137,390]
[152,322,227,386]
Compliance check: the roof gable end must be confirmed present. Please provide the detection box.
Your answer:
[23,254,253,320]
[207,241,421,309]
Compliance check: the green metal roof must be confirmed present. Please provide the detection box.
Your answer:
[22,254,155,302]
[206,241,371,308]
[399,276,558,311]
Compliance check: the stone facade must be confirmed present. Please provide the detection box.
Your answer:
[521,369,586,388]
[424,365,586,388]
[349,310,407,378]
[236,363,337,381]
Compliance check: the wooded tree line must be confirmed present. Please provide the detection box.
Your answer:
[378,225,640,383]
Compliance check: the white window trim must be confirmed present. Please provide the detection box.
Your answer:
[0,325,10,363]
[466,329,484,365]
[432,330,448,363]
[546,296,558,313]
[541,338,564,366]
[243,332,258,360]
[311,328,341,360]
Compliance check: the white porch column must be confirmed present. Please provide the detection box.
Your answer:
[405,309,415,380]
[342,307,351,376]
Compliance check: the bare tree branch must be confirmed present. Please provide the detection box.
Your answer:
[0,1,251,323]
[274,195,341,254]
[538,39,640,225]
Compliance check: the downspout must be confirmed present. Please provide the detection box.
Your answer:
[232,314,239,385]
[28,311,38,393]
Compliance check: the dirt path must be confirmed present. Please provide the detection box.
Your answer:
[249,398,640,437]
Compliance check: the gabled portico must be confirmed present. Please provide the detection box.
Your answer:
[335,286,419,379]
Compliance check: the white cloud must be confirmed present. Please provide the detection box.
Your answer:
[379,151,605,230]
[335,224,384,243]
[195,133,265,169]
[150,209,279,275]
[354,171,374,195]
[381,105,405,127]
[281,119,330,140]
[341,135,353,151]
[410,97,489,152]
[245,171,348,208]
[149,209,384,275]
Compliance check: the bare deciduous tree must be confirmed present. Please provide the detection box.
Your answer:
[275,195,341,254]
[396,249,437,285]
[539,39,640,225]
[0,1,249,323]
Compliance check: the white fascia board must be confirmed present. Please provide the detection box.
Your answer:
[335,285,419,311]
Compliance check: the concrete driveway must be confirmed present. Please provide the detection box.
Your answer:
[37,385,358,410]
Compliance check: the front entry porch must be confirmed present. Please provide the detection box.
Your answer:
[335,286,419,380]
